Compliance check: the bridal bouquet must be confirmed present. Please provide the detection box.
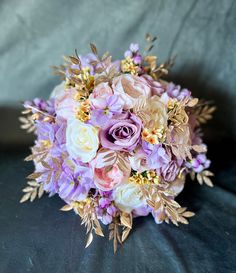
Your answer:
[20,35,215,252]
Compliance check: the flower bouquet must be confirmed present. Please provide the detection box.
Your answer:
[20,35,215,252]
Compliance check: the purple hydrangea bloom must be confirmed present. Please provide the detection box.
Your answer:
[35,117,66,146]
[96,202,117,225]
[142,142,171,170]
[165,83,191,100]
[95,191,117,225]
[186,154,211,173]
[58,162,94,202]
[90,95,123,127]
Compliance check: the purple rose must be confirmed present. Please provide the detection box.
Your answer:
[99,112,142,151]
[158,159,182,182]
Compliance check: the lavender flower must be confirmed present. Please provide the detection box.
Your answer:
[142,142,171,170]
[35,117,66,147]
[165,82,191,100]
[90,95,123,127]
[24,98,55,115]
[95,191,117,225]
[124,43,142,65]
[58,162,94,202]
[186,154,211,173]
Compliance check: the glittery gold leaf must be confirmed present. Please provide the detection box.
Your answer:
[20,181,44,203]
[194,104,216,125]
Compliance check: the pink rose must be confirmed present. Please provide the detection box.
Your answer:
[91,150,130,191]
[50,81,80,120]
[112,74,151,109]
[89,82,113,109]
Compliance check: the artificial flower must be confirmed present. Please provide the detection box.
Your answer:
[112,74,151,109]
[99,112,142,151]
[66,118,99,163]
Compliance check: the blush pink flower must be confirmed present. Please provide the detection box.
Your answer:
[112,74,151,109]
[50,81,79,120]
[89,82,113,109]
[91,150,130,191]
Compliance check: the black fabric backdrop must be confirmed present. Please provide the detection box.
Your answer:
[0,0,236,272]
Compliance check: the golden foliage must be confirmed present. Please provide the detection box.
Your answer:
[99,148,130,174]
[194,104,216,125]
[70,199,104,248]
[20,181,44,203]
[141,181,194,226]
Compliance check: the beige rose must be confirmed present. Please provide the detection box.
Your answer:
[112,74,151,109]
[134,95,168,131]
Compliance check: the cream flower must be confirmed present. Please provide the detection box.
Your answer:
[112,74,151,109]
[113,182,144,213]
[145,96,168,129]
[66,118,99,163]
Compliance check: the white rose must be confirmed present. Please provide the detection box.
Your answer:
[112,74,151,109]
[113,182,144,213]
[50,81,80,120]
[128,148,149,173]
[66,118,99,163]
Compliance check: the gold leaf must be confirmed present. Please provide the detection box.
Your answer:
[90,43,98,55]
[113,237,118,254]
[20,192,31,203]
[187,98,198,107]
[54,170,61,181]
[178,216,189,225]
[182,211,195,218]
[27,181,38,187]
[203,170,214,176]
[38,184,44,198]
[30,190,37,202]
[203,176,213,187]
[177,207,187,214]
[27,172,42,180]
[95,227,104,237]
[69,56,80,65]
[85,232,93,248]
[109,230,114,240]
[41,161,51,170]
[192,145,207,153]
[46,172,52,184]
[197,173,203,185]
[22,186,33,193]
[52,157,61,169]
[24,154,35,161]
[60,204,73,211]
[120,213,132,229]
[121,228,131,242]
[190,171,195,180]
